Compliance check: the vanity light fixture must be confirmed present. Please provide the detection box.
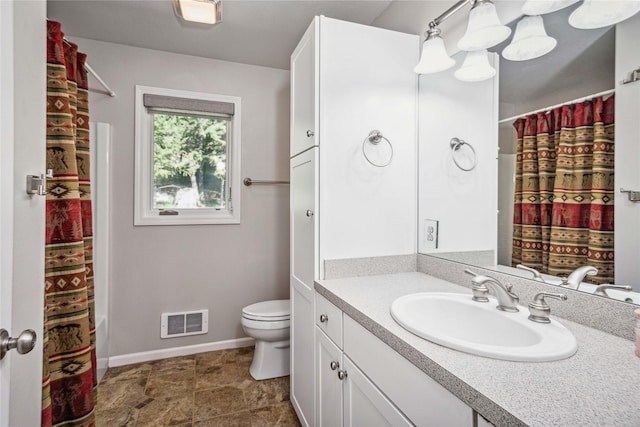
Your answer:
[415,0,509,76]
[521,0,580,16]
[458,0,512,51]
[454,49,496,81]
[568,0,640,29]
[502,15,557,61]
[174,0,222,25]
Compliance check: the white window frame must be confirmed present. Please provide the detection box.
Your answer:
[134,85,241,225]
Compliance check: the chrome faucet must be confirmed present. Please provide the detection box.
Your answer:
[563,266,598,290]
[528,292,567,323]
[516,264,545,282]
[464,269,520,312]
[593,284,633,297]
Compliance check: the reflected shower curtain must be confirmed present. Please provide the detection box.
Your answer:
[512,96,615,284]
[43,20,96,426]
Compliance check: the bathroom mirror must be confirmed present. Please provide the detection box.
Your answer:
[418,4,640,305]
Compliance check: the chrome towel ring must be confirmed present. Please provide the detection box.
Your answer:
[363,130,393,168]
[450,137,477,171]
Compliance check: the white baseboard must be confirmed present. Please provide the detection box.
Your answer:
[108,337,255,368]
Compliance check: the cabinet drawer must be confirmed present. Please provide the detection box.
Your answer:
[343,316,473,427]
[315,292,343,348]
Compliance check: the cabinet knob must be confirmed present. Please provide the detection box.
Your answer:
[306,130,315,138]
[306,210,314,217]
[330,361,339,371]
[337,369,348,380]
[319,314,328,323]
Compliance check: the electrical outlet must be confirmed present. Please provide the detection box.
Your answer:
[424,219,439,250]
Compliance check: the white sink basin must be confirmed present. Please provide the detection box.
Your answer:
[390,292,577,362]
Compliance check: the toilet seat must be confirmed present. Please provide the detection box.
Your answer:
[242,300,290,322]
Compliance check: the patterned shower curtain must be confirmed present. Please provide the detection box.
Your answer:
[512,95,615,284]
[43,20,96,427]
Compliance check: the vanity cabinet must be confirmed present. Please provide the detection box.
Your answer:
[315,294,412,427]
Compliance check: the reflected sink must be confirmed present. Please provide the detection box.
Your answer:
[390,292,577,362]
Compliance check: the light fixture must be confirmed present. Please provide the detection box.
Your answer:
[568,0,640,29]
[454,49,496,81]
[458,0,511,51]
[174,0,222,25]
[521,0,580,16]
[414,25,456,74]
[502,15,557,61]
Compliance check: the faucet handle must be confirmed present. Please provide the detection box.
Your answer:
[465,269,490,302]
[528,292,567,324]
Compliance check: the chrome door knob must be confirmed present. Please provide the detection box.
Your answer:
[0,328,37,360]
[319,314,328,323]
[306,130,315,138]
[330,361,339,371]
[306,210,314,217]
[337,369,348,380]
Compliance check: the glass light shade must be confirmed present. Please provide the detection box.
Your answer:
[454,50,496,82]
[569,0,640,29]
[502,15,557,61]
[414,36,456,74]
[521,0,580,16]
[174,0,222,25]
[458,1,512,51]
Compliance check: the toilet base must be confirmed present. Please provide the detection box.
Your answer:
[249,339,290,380]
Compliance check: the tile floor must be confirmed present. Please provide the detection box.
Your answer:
[95,346,302,426]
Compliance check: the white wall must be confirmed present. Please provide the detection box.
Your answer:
[318,18,418,263]
[71,37,291,356]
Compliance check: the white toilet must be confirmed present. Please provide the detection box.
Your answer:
[241,299,290,380]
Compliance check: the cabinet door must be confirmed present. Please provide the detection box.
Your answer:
[343,356,412,427]
[290,148,317,427]
[316,328,343,427]
[290,18,317,157]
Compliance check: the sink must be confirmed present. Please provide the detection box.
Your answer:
[390,292,577,362]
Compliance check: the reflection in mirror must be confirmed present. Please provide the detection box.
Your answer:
[418,4,640,306]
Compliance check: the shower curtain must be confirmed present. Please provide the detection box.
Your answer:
[43,20,96,426]
[511,95,615,284]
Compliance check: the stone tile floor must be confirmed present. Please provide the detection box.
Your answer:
[96,346,301,426]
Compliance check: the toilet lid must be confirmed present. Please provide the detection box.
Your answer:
[242,299,290,321]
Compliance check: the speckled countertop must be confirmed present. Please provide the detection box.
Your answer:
[315,272,640,427]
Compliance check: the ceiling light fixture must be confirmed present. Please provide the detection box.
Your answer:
[174,0,222,25]
[568,0,640,29]
[521,0,580,16]
[502,15,557,61]
[454,49,496,82]
[414,25,456,74]
[458,0,511,51]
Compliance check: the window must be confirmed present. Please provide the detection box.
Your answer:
[134,86,241,225]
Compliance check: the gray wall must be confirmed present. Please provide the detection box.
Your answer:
[72,37,291,356]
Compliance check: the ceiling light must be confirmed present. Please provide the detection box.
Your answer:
[502,15,557,61]
[454,49,496,82]
[458,0,511,51]
[174,0,222,25]
[569,0,640,29]
[521,0,580,16]
[414,26,456,74]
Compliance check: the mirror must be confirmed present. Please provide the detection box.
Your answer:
[418,4,639,305]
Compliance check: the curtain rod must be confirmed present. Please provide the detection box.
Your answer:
[61,37,116,97]
[498,88,615,124]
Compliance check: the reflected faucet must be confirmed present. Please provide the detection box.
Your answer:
[464,269,520,312]
[593,284,633,298]
[563,266,598,290]
[516,264,545,282]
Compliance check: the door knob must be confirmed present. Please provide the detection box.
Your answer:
[319,314,328,323]
[0,329,37,360]
[306,130,314,138]
[330,361,339,371]
[306,210,314,217]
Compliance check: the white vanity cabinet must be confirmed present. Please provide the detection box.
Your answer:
[315,293,412,427]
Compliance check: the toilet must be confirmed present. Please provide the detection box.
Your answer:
[241,299,290,380]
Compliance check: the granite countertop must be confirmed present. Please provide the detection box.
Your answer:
[315,272,640,427]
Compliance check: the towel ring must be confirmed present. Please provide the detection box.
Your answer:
[362,130,394,168]
[450,137,477,171]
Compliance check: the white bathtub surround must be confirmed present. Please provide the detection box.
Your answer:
[316,272,640,426]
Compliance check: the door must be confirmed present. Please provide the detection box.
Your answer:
[315,328,343,427]
[290,18,317,157]
[0,1,46,425]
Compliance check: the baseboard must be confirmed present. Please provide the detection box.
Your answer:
[108,337,255,368]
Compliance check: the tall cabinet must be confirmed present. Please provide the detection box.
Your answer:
[290,16,418,427]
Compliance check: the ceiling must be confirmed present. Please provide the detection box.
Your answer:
[47,0,394,70]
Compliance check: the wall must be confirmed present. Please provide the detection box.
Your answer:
[71,37,291,357]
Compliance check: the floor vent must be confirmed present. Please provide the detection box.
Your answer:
[161,309,208,338]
